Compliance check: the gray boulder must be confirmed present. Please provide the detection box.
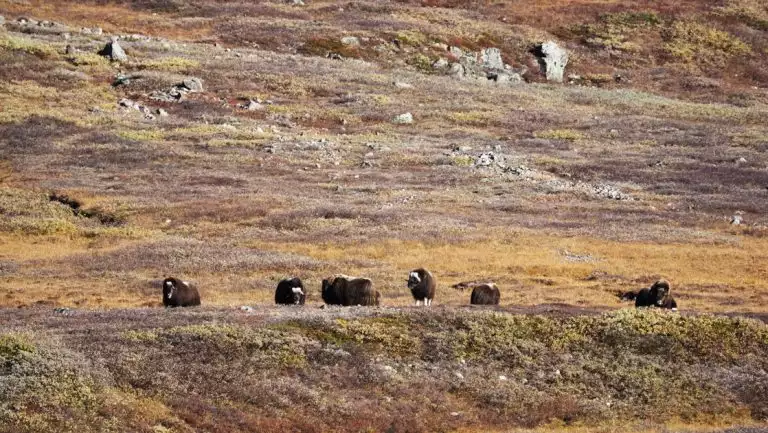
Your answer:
[0,16,5,26]
[432,58,449,70]
[99,40,128,62]
[448,63,465,79]
[182,77,204,93]
[480,48,504,70]
[150,77,205,102]
[531,41,568,83]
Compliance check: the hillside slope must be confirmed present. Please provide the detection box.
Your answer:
[1,307,767,433]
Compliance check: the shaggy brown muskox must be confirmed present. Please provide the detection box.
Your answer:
[321,275,379,306]
[162,277,200,308]
[407,268,436,306]
[469,283,500,305]
[635,280,677,310]
[275,277,306,305]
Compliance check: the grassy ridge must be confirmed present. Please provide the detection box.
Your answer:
[1,308,766,432]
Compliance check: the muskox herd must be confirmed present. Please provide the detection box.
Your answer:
[161,271,680,312]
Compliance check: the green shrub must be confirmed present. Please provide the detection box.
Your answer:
[534,129,585,141]
[663,21,751,68]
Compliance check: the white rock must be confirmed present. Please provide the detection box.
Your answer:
[246,100,265,111]
[392,112,413,124]
[432,58,449,69]
[480,47,504,70]
[340,36,360,46]
[533,41,569,83]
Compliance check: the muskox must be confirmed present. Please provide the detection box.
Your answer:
[635,279,678,310]
[275,277,306,305]
[407,268,436,306]
[321,275,380,306]
[469,283,501,306]
[616,290,638,301]
[162,277,200,308]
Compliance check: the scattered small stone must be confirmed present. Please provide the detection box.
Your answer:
[286,0,305,5]
[498,375,508,381]
[475,152,505,168]
[432,58,449,69]
[393,81,413,89]
[450,412,461,417]
[735,157,747,164]
[245,100,265,111]
[54,307,72,315]
[118,98,138,109]
[239,306,254,312]
[730,214,743,225]
[65,44,76,55]
[340,36,360,46]
[0,16,5,26]
[454,372,464,380]
[392,112,413,124]
[156,108,169,117]
[150,77,204,102]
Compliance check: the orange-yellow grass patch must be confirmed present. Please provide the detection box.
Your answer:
[253,233,768,312]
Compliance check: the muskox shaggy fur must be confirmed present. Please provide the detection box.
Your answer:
[469,283,501,305]
[617,290,638,301]
[321,275,380,306]
[275,277,306,305]
[635,280,678,310]
[162,277,200,308]
[407,268,436,306]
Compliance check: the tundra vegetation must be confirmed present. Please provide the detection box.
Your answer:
[0,0,767,431]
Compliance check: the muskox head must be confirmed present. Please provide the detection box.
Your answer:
[290,286,304,304]
[321,278,331,295]
[649,280,670,306]
[163,278,183,300]
[407,271,421,289]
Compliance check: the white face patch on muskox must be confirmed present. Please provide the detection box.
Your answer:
[408,271,421,286]
[292,287,304,295]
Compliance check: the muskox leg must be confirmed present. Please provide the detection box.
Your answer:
[426,299,432,307]
[415,300,421,307]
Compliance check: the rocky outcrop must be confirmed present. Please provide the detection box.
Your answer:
[434,46,526,85]
[150,77,204,102]
[9,16,69,34]
[531,41,568,83]
[450,149,633,200]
